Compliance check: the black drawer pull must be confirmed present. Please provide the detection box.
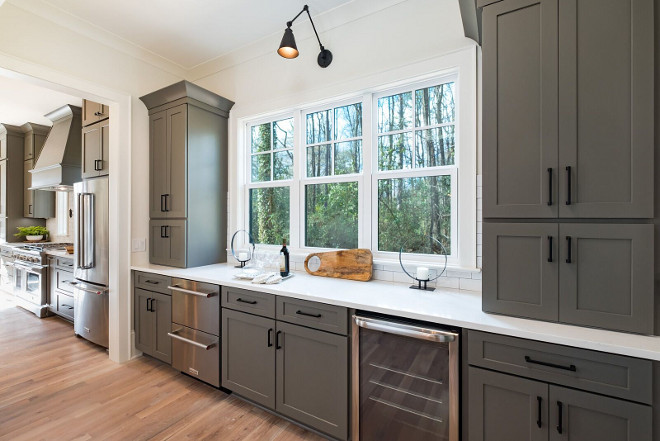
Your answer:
[275,330,282,349]
[267,328,273,347]
[547,236,553,263]
[296,310,322,318]
[565,236,572,264]
[160,194,166,212]
[565,166,572,205]
[525,355,576,372]
[556,401,563,434]
[61,303,74,310]
[537,396,542,428]
[236,298,257,305]
[547,168,552,206]
[144,280,160,285]
[94,159,102,171]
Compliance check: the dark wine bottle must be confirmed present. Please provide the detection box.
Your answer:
[280,238,290,277]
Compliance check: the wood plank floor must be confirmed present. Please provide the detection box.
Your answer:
[0,293,325,441]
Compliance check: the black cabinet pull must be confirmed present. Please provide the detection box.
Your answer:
[94,159,102,171]
[28,204,32,215]
[144,280,159,285]
[164,226,170,238]
[565,166,572,205]
[267,328,273,347]
[160,194,166,212]
[296,310,322,318]
[150,299,156,312]
[547,236,553,263]
[146,298,152,311]
[547,168,553,206]
[275,331,282,349]
[164,194,170,212]
[160,226,166,238]
[537,396,542,428]
[61,303,74,310]
[556,401,563,434]
[236,298,257,305]
[525,355,576,372]
[565,236,572,264]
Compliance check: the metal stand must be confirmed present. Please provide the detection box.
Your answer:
[235,260,249,269]
[409,278,435,292]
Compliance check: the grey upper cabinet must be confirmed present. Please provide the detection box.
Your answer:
[82,99,109,127]
[81,119,109,179]
[149,219,186,267]
[276,320,348,441]
[141,81,234,268]
[22,124,54,219]
[468,367,548,441]
[222,308,276,409]
[483,223,559,321]
[134,287,172,364]
[483,0,559,218]
[559,223,654,333]
[22,122,49,161]
[558,0,654,218]
[548,385,651,441]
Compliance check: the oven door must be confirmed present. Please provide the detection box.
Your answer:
[14,263,44,305]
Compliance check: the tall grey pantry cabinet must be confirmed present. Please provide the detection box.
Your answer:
[139,81,234,268]
[22,123,55,219]
[0,124,47,242]
[480,0,657,334]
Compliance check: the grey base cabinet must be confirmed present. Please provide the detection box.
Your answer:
[48,256,75,321]
[134,287,172,364]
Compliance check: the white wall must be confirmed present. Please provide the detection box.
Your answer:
[0,2,184,362]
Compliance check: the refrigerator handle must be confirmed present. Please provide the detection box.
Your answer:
[77,193,84,269]
[85,193,95,269]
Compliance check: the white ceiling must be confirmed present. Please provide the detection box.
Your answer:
[0,75,82,126]
[38,0,352,69]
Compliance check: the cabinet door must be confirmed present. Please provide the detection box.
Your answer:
[0,160,6,217]
[149,110,169,219]
[559,224,654,333]
[149,219,187,268]
[558,0,654,218]
[151,292,172,364]
[468,368,548,441]
[483,223,559,321]
[168,220,187,268]
[23,160,33,217]
[23,134,34,161]
[221,308,276,408]
[82,123,101,179]
[82,99,103,126]
[134,288,154,355]
[166,104,187,219]
[99,119,109,176]
[276,321,348,440]
[548,385,651,441]
[482,0,558,218]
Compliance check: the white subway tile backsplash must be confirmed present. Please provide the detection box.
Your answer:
[435,277,460,289]
[460,278,482,292]
[373,270,394,282]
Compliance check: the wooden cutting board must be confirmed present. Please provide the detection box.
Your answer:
[304,249,373,282]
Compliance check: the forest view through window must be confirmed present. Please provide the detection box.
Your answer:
[246,78,457,259]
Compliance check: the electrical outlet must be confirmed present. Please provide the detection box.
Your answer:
[131,238,146,252]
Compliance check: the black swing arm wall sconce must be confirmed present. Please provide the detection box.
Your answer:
[277,4,333,68]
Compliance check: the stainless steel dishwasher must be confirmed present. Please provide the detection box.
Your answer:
[168,278,220,387]
[352,313,460,441]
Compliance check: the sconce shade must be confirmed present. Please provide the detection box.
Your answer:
[278,27,299,59]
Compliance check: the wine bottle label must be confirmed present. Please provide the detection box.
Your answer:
[280,253,286,271]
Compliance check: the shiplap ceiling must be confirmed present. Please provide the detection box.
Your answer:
[33,0,352,69]
[0,75,82,126]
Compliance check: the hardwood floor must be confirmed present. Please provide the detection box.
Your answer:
[0,293,326,441]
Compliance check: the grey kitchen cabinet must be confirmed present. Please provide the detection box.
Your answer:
[483,223,559,322]
[482,0,559,218]
[483,0,654,219]
[134,287,172,364]
[484,223,654,333]
[0,124,46,241]
[81,99,108,127]
[468,367,548,441]
[149,219,186,267]
[276,320,348,440]
[140,81,234,268]
[81,118,109,178]
[22,123,54,219]
[221,308,276,409]
[22,122,49,161]
[557,0,654,218]
[558,223,654,333]
[48,256,75,321]
[548,385,651,441]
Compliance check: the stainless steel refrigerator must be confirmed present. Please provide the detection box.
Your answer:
[72,176,109,348]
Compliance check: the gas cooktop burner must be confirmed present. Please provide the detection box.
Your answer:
[13,243,74,265]
[15,243,73,252]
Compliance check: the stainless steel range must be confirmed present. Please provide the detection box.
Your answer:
[12,243,72,317]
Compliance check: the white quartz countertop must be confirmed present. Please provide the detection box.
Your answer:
[131,262,660,361]
[45,249,73,258]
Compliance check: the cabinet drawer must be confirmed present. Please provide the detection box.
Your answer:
[222,286,275,319]
[56,292,75,320]
[276,297,348,335]
[171,278,220,336]
[53,257,74,270]
[170,324,219,387]
[56,269,75,295]
[467,330,652,404]
[134,271,171,295]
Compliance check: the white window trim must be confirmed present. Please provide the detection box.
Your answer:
[235,48,478,272]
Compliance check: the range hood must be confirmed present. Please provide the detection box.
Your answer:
[29,104,82,191]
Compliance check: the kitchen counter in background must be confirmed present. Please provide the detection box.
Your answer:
[44,249,73,258]
[131,262,660,361]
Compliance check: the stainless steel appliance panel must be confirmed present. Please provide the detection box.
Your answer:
[74,177,109,286]
[73,281,109,348]
[13,262,48,317]
[353,315,459,441]
[170,278,220,335]
[169,324,220,387]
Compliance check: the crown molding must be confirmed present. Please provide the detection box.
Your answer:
[7,0,187,78]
